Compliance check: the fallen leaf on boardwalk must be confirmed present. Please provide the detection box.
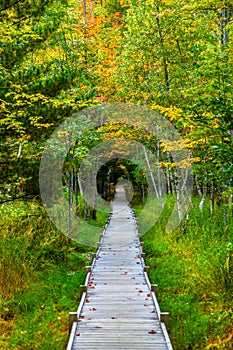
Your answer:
[149,330,157,334]
[147,294,151,297]
[138,290,143,293]
[90,307,97,311]
[85,298,90,303]
[111,317,118,319]
[88,284,95,289]
[95,325,102,328]
[76,333,80,336]
[91,277,94,280]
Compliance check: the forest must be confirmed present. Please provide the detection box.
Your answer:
[0,0,233,349]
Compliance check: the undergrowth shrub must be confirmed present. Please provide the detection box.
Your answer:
[138,195,233,350]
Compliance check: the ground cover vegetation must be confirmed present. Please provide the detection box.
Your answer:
[135,196,233,349]
[1,0,233,349]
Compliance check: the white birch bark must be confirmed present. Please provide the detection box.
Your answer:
[143,145,159,198]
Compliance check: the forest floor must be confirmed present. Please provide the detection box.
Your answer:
[0,196,232,349]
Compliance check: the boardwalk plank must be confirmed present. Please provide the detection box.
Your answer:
[67,185,172,350]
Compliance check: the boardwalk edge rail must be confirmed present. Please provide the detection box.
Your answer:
[66,215,111,350]
[133,209,173,350]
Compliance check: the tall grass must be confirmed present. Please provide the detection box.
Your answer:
[135,195,233,349]
[0,200,106,349]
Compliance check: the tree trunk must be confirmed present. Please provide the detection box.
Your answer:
[156,141,162,197]
[210,180,215,216]
[143,145,159,198]
[172,167,183,223]
[199,182,207,211]
[155,7,170,91]
[195,175,203,197]
[219,5,233,48]
[68,171,73,239]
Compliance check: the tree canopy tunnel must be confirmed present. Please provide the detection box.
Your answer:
[97,158,148,204]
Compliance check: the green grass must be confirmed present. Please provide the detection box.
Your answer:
[1,266,86,350]
[134,195,233,350]
[0,199,108,350]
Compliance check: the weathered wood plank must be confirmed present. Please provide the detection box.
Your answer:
[67,185,173,350]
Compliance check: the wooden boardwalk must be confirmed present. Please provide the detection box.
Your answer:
[67,186,173,350]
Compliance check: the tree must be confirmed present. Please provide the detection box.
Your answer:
[0,0,97,202]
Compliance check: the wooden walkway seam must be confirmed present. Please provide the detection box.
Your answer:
[67,186,173,350]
